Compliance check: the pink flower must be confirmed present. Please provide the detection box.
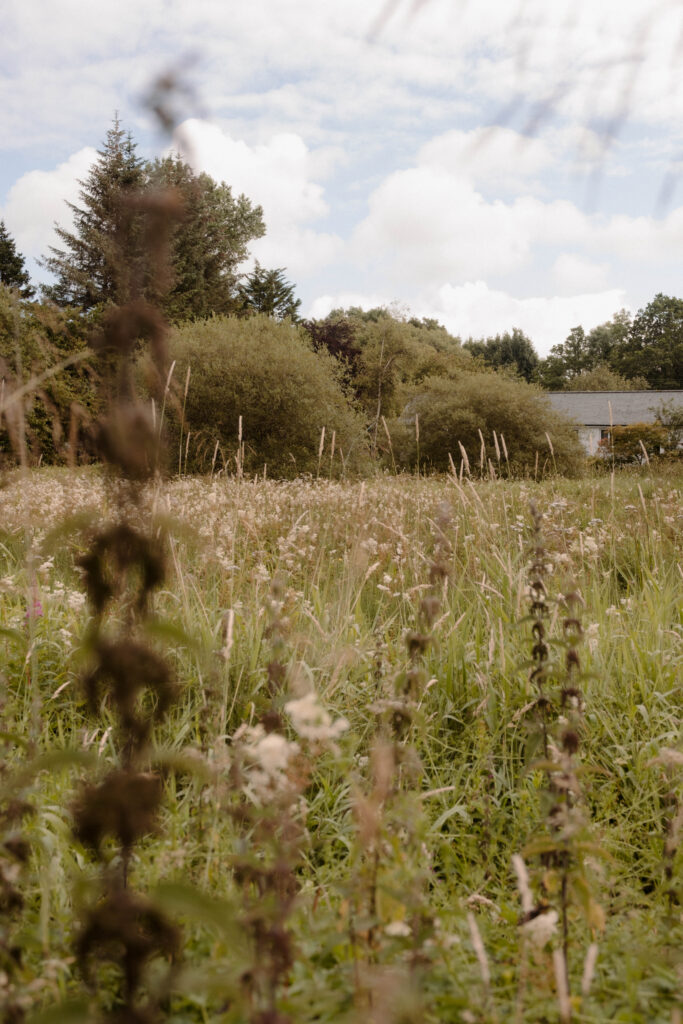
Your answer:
[25,595,43,621]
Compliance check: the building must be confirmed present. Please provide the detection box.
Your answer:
[547,391,683,455]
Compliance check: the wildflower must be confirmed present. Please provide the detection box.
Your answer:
[285,690,349,744]
[25,594,43,621]
[585,622,599,654]
[236,724,300,803]
[521,908,558,947]
[384,920,411,937]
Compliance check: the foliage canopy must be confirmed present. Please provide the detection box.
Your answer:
[388,372,584,476]
[41,120,265,321]
[160,315,369,477]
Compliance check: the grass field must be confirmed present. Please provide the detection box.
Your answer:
[0,466,681,1023]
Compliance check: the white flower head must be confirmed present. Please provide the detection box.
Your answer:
[236,724,300,803]
[285,690,349,745]
[384,920,411,938]
[521,909,558,947]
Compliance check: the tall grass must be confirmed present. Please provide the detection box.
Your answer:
[0,466,681,1021]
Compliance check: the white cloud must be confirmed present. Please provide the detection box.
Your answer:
[552,253,610,293]
[417,127,555,193]
[307,290,393,319]
[428,281,628,354]
[176,119,343,275]
[350,160,590,287]
[1,147,97,260]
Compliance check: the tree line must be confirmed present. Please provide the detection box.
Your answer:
[1,118,681,473]
[2,118,683,387]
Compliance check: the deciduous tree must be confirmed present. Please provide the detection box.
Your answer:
[464,327,539,382]
[615,293,683,388]
[148,155,265,321]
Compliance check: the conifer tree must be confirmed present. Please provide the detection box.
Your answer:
[42,124,266,321]
[0,221,34,298]
[239,263,301,321]
[41,116,145,309]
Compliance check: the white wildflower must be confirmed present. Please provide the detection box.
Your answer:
[521,908,558,947]
[285,690,349,744]
[384,920,411,938]
[585,622,599,654]
[236,724,300,802]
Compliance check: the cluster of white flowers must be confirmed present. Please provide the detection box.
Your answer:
[521,908,559,947]
[284,690,349,746]
[233,723,300,803]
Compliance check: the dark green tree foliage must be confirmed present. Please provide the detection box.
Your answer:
[301,315,361,392]
[41,122,265,321]
[615,293,683,388]
[388,373,584,476]
[148,155,265,321]
[0,222,34,298]
[160,315,369,477]
[584,309,630,366]
[42,117,145,309]
[239,263,301,321]
[538,311,633,389]
[303,315,360,363]
[538,326,590,388]
[464,327,539,381]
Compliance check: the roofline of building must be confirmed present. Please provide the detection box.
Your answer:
[547,389,682,395]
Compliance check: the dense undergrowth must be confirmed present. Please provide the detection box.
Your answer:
[0,466,681,1022]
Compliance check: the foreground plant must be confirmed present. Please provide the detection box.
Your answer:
[517,503,605,1022]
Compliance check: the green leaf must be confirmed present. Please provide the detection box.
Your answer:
[431,803,471,832]
[152,882,241,939]
[143,617,201,651]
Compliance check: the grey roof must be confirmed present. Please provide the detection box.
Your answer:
[547,390,683,427]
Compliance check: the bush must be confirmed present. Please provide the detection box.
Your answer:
[598,422,672,464]
[0,287,100,466]
[386,372,585,476]
[160,315,370,477]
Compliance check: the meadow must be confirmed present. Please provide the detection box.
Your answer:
[0,465,681,1023]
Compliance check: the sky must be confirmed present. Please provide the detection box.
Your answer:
[2,0,683,355]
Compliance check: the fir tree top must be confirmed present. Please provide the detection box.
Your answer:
[0,221,35,298]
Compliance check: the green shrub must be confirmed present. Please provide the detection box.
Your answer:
[161,315,370,477]
[386,372,585,476]
[0,287,100,466]
[598,422,672,464]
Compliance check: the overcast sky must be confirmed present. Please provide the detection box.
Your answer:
[3,0,683,354]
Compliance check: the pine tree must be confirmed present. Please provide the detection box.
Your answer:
[0,221,34,298]
[41,116,145,309]
[41,125,266,320]
[239,263,301,321]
